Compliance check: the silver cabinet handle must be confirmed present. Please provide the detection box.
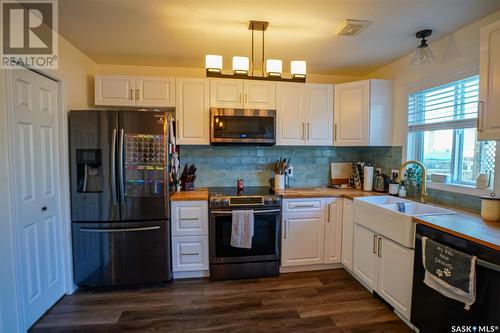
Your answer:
[239,93,242,103]
[301,122,305,140]
[80,226,160,233]
[111,129,118,205]
[244,93,248,104]
[327,203,331,223]
[283,219,287,239]
[118,129,125,204]
[293,204,315,208]
[181,252,200,256]
[179,217,200,221]
[373,234,377,254]
[334,124,337,142]
[378,237,382,257]
[135,89,140,100]
[307,122,310,140]
[478,101,484,132]
[129,89,133,100]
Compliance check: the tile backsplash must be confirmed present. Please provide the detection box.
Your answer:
[179,145,403,188]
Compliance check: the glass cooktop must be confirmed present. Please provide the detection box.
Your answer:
[208,186,275,197]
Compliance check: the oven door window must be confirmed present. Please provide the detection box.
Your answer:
[212,211,279,263]
[212,116,274,140]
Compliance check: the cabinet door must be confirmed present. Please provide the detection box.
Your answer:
[276,82,306,145]
[171,201,208,236]
[136,76,175,107]
[324,198,343,264]
[243,80,276,109]
[341,199,354,271]
[172,236,209,272]
[352,223,378,290]
[305,84,333,146]
[176,78,210,145]
[479,20,500,140]
[209,78,243,108]
[377,236,414,320]
[281,212,325,267]
[334,80,369,146]
[95,75,135,106]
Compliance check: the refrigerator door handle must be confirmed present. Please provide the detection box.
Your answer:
[111,129,118,205]
[80,226,161,233]
[118,129,125,205]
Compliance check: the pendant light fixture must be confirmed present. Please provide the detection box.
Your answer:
[411,29,436,65]
[205,20,306,82]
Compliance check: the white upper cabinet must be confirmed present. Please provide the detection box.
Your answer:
[95,75,136,106]
[324,198,343,264]
[135,76,175,107]
[276,82,333,146]
[243,81,276,109]
[334,79,393,146]
[95,74,175,107]
[209,78,243,108]
[305,83,333,146]
[478,19,500,141]
[276,82,306,145]
[176,78,210,145]
[209,78,276,109]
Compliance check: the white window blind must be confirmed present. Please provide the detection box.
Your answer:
[408,75,479,132]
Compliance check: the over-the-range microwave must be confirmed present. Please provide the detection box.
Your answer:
[210,108,276,145]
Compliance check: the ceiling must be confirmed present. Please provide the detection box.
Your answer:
[58,0,500,76]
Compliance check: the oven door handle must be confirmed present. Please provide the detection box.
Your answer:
[210,209,281,215]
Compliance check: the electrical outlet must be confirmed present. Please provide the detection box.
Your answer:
[287,165,294,177]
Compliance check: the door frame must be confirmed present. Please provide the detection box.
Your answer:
[4,67,74,331]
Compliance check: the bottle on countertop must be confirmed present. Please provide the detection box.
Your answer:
[388,169,400,196]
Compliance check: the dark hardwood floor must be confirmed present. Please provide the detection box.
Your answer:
[30,269,413,333]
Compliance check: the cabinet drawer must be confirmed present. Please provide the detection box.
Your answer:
[283,198,324,213]
[171,201,208,236]
[172,236,209,272]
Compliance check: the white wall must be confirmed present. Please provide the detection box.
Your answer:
[366,10,500,151]
[0,34,96,332]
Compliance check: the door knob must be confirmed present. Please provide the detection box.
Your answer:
[41,206,47,211]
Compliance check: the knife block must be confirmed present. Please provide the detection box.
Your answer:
[181,181,195,191]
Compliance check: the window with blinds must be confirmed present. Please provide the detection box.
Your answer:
[408,75,479,133]
[408,75,496,185]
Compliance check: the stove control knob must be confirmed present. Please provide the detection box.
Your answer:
[221,199,229,207]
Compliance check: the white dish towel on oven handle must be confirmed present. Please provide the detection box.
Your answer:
[231,210,254,249]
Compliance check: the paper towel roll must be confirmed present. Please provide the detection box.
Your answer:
[363,166,374,191]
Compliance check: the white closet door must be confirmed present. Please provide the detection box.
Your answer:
[10,69,65,329]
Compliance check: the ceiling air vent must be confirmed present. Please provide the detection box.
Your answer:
[335,19,372,36]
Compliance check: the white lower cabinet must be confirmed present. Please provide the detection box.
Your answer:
[352,222,414,320]
[281,198,342,268]
[341,198,354,270]
[171,200,209,277]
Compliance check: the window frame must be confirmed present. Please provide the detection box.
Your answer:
[408,74,495,189]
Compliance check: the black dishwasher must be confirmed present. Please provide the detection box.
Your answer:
[411,224,500,333]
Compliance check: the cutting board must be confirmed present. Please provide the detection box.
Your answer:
[331,162,352,185]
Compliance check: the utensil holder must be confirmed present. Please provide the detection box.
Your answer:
[274,174,285,190]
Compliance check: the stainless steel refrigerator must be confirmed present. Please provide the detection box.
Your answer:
[69,110,172,286]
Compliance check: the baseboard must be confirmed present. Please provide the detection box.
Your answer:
[279,263,342,273]
[173,270,209,279]
[394,310,417,331]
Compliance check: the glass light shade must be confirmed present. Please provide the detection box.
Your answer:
[232,56,249,74]
[266,59,282,77]
[291,60,307,78]
[411,45,436,65]
[205,55,222,72]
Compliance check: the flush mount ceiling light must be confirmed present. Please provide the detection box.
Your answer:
[205,20,306,82]
[411,29,436,65]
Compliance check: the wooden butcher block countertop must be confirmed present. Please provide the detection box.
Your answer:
[413,213,500,251]
[170,188,209,201]
[274,187,385,200]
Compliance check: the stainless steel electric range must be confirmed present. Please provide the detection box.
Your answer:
[208,187,281,280]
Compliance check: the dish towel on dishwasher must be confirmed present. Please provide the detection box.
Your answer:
[422,236,477,310]
[231,210,254,249]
